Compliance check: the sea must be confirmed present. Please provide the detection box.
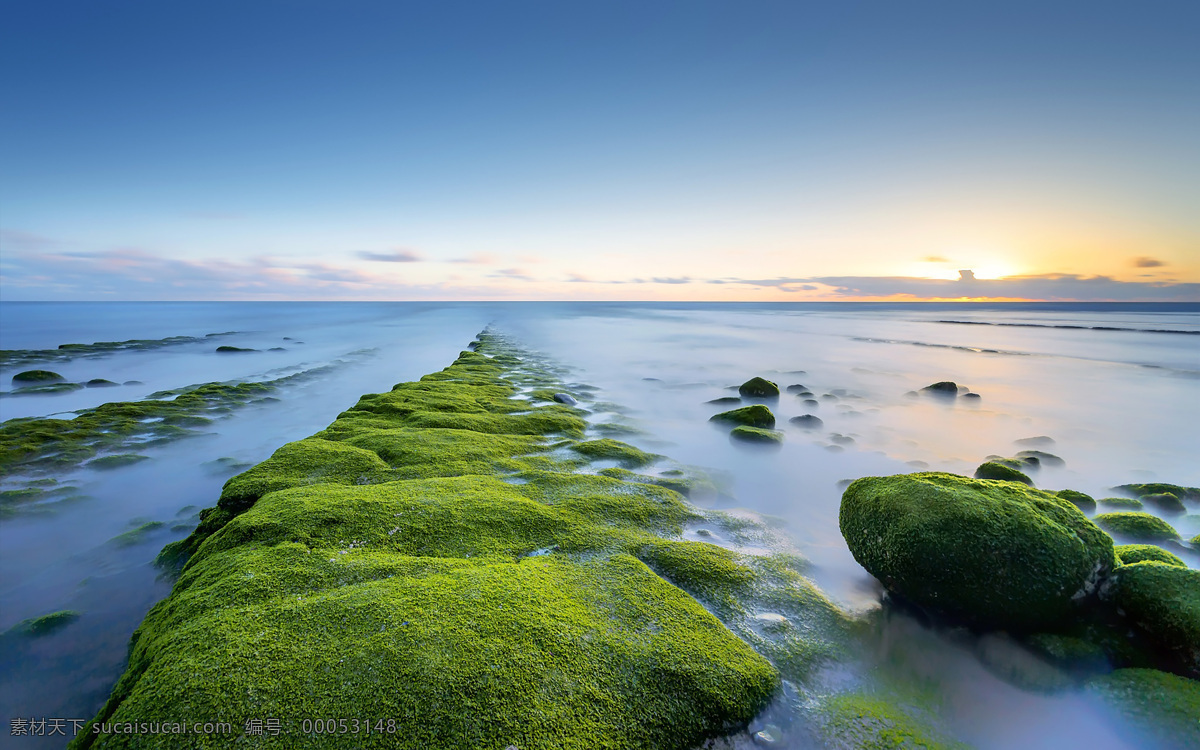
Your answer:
[1,301,1198,749]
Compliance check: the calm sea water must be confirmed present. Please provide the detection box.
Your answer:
[2,301,1197,749]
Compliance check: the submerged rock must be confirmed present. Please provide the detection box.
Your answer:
[788,415,823,429]
[1056,489,1096,513]
[1099,497,1144,511]
[85,379,119,388]
[552,392,578,405]
[973,461,1033,485]
[4,610,80,638]
[840,472,1116,631]
[920,381,959,395]
[215,345,257,353]
[1112,483,1200,504]
[1094,512,1180,543]
[1015,449,1065,467]
[784,384,808,394]
[709,405,775,429]
[12,369,64,385]
[738,377,780,399]
[1115,544,1186,567]
[1086,669,1200,750]
[705,396,742,406]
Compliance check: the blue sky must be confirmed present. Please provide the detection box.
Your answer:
[2,1,1198,300]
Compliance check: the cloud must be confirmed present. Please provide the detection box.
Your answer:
[357,249,424,263]
[801,273,1200,301]
[448,253,498,264]
[488,268,535,281]
[1133,256,1166,268]
[651,276,692,285]
[923,255,949,263]
[1,229,62,251]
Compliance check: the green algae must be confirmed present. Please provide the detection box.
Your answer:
[12,369,65,384]
[2,332,240,368]
[817,694,967,750]
[973,461,1033,485]
[1113,483,1200,503]
[709,404,775,429]
[5,609,81,638]
[569,438,662,467]
[840,472,1116,631]
[1094,512,1180,542]
[1086,669,1200,749]
[109,521,165,548]
[87,454,151,470]
[1115,544,1186,567]
[84,333,801,749]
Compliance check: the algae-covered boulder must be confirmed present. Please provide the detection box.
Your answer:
[1113,483,1200,504]
[1105,562,1200,675]
[1056,489,1096,513]
[973,461,1033,485]
[839,472,1116,631]
[738,377,780,399]
[1115,544,1185,567]
[730,426,784,445]
[709,404,775,429]
[1094,512,1180,543]
[12,369,64,385]
[5,609,80,638]
[1086,669,1200,750]
[569,438,661,467]
[1099,497,1144,511]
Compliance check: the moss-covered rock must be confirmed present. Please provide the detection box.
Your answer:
[1086,669,1200,750]
[1104,562,1200,676]
[1113,483,1200,504]
[5,609,80,637]
[1056,489,1096,513]
[86,378,120,388]
[730,426,784,445]
[840,472,1116,631]
[788,414,823,429]
[108,521,165,548]
[12,369,64,384]
[87,454,151,470]
[1098,497,1144,510]
[77,334,786,750]
[738,377,779,399]
[816,694,965,749]
[1115,544,1186,567]
[1094,512,1180,543]
[973,461,1033,485]
[569,438,661,467]
[1141,492,1187,515]
[1015,449,1064,467]
[709,405,775,429]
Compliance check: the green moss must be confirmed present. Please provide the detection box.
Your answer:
[87,454,151,470]
[973,461,1033,485]
[1,332,238,368]
[5,609,80,637]
[840,473,1116,631]
[12,369,64,383]
[1056,489,1096,513]
[108,521,165,548]
[1024,633,1109,672]
[738,377,780,398]
[818,694,966,749]
[1106,562,1200,675]
[708,405,775,429]
[1141,492,1187,515]
[79,330,799,749]
[1115,544,1186,567]
[569,438,662,467]
[1113,483,1200,503]
[1094,512,1180,542]
[1098,497,1144,510]
[730,426,784,444]
[1086,669,1200,749]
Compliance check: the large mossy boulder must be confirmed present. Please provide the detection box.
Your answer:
[1141,492,1186,515]
[730,426,783,445]
[1104,562,1200,676]
[709,404,775,429]
[1094,512,1180,543]
[973,461,1033,485]
[737,377,780,399]
[839,472,1116,631]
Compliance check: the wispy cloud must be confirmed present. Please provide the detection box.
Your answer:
[488,268,536,281]
[923,255,949,263]
[651,276,692,285]
[1132,256,1166,268]
[357,249,424,262]
[448,253,498,264]
[1,229,62,251]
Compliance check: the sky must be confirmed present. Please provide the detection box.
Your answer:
[1,0,1198,301]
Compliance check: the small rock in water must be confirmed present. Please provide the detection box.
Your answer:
[86,379,119,388]
[552,393,577,405]
[789,414,823,429]
[802,399,819,407]
[962,392,981,400]
[753,724,783,745]
[705,396,742,406]
[739,377,780,399]
[123,380,144,386]
[921,381,959,396]
[784,384,808,394]
[1015,436,1056,447]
